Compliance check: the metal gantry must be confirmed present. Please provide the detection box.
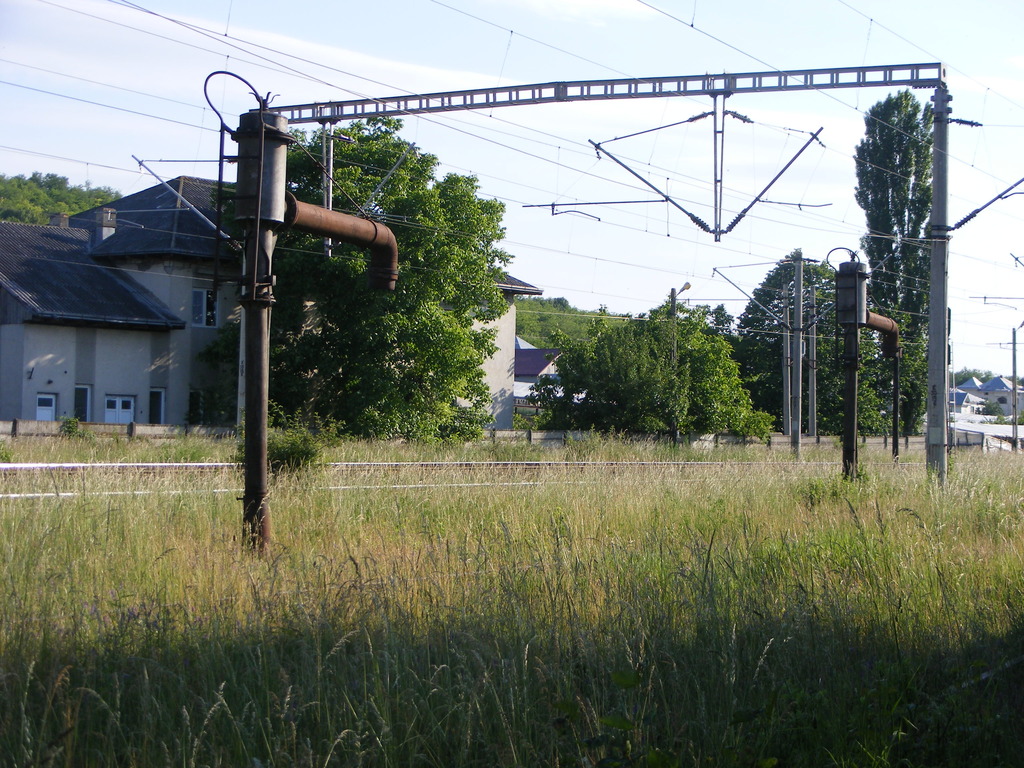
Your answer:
[274,62,951,480]
[275,63,944,124]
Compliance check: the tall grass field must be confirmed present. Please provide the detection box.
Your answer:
[2,436,1023,766]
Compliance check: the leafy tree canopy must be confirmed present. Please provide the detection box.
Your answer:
[854,91,932,324]
[532,301,771,440]
[0,172,119,224]
[266,118,511,440]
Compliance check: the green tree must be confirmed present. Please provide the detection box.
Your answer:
[0,172,118,224]
[532,302,771,439]
[854,90,933,434]
[707,303,736,336]
[268,119,510,440]
[733,251,887,435]
[954,367,995,386]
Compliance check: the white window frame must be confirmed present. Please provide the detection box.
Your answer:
[191,288,218,328]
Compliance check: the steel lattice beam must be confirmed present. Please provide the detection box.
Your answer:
[275,63,945,124]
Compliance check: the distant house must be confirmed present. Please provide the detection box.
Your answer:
[0,177,539,430]
[480,279,544,429]
[958,376,984,392]
[512,336,560,419]
[975,376,1024,417]
[950,389,986,415]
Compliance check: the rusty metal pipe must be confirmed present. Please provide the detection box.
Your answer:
[865,311,901,358]
[283,192,398,290]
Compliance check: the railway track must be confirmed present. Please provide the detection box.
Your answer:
[0,459,902,473]
[0,459,918,501]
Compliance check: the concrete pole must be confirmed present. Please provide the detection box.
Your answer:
[790,255,803,457]
[926,86,951,481]
[668,283,689,445]
[670,287,678,445]
[782,294,791,435]
[1013,326,1019,451]
[807,285,818,438]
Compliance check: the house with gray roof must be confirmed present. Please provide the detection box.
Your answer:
[1,177,541,430]
[0,177,238,425]
[976,376,1023,417]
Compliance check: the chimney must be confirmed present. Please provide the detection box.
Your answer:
[49,213,69,228]
[94,207,116,244]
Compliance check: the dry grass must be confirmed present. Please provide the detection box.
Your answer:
[2,437,1024,766]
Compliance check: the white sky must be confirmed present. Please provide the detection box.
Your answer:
[4,0,1024,374]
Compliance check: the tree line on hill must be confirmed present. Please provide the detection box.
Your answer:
[0,172,119,224]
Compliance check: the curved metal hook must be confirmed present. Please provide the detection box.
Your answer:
[203,71,268,133]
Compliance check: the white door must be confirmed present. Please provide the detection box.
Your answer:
[35,394,57,421]
[104,396,135,424]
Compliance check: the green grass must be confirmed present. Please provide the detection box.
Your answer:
[2,439,1024,766]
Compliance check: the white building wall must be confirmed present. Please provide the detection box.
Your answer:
[117,261,239,423]
[22,325,77,420]
[92,330,154,421]
[1,324,187,424]
[479,296,517,429]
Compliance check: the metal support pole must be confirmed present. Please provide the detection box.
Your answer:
[843,324,860,479]
[1013,326,1019,451]
[808,286,818,438]
[791,255,804,457]
[234,108,293,553]
[926,86,951,481]
[322,124,334,256]
[893,353,901,462]
[712,94,726,241]
[782,294,791,435]
[240,227,275,551]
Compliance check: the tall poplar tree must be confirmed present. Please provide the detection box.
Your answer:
[854,90,933,434]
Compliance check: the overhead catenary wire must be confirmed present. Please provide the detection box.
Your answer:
[9,0,1024,356]
[6,6,1015,252]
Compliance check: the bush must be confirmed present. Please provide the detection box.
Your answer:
[59,417,94,441]
[236,412,328,472]
[0,440,11,463]
[266,425,323,472]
